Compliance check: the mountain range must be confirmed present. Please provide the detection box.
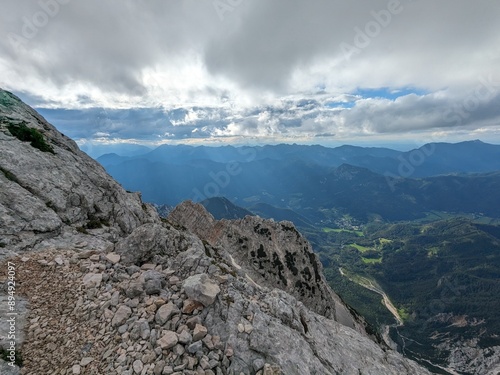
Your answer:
[96,142,500,224]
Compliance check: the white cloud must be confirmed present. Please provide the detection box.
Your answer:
[1,0,499,143]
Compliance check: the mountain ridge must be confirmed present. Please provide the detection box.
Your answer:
[0,88,431,375]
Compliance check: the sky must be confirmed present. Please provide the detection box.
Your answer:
[1,0,500,148]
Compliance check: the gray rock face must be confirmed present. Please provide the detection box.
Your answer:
[168,201,362,331]
[203,283,429,375]
[0,89,158,258]
[113,223,203,266]
[442,338,500,375]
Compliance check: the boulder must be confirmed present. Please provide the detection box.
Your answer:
[183,274,220,307]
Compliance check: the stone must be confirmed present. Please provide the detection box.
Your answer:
[126,298,140,308]
[80,357,94,367]
[157,330,178,349]
[244,323,253,334]
[145,279,163,295]
[154,360,166,375]
[130,319,150,340]
[127,265,141,275]
[133,359,144,374]
[82,273,103,288]
[143,269,166,284]
[80,357,94,366]
[118,323,128,334]
[112,305,132,327]
[188,340,203,354]
[72,365,81,374]
[178,329,192,344]
[125,281,144,298]
[253,358,265,372]
[105,252,121,264]
[183,299,203,314]
[202,335,214,350]
[186,316,202,330]
[142,351,156,364]
[155,301,179,325]
[224,347,233,357]
[199,357,210,369]
[192,324,208,341]
[139,320,151,340]
[262,364,282,375]
[173,343,185,356]
[110,291,120,306]
[183,274,220,307]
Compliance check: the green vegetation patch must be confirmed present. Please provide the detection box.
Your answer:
[361,256,382,264]
[427,246,440,257]
[348,243,371,252]
[7,122,54,153]
[397,307,410,322]
[322,227,364,236]
[379,238,392,245]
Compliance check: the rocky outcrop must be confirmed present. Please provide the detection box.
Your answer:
[0,245,430,375]
[168,201,361,331]
[0,89,432,374]
[0,89,158,258]
[439,338,500,375]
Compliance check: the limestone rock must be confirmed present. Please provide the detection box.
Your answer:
[183,274,220,307]
[155,301,180,325]
[105,252,121,264]
[82,273,102,288]
[158,331,178,349]
[193,324,208,342]
[80,357,94,366]
[114,223,203,266]
[0,89,158,259]
[133,359,144,374]
[112,305,132,327]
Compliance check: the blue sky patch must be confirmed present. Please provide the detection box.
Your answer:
[353,87,427,101]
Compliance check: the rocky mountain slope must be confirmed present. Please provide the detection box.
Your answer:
[0,90,158,258]
[0,89,431,374]
[168,201,361,331]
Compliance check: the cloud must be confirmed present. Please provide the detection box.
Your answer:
[36,86,500,145]
[1,0,500,143]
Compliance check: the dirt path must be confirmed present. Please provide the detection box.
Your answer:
[338,268,403,325]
